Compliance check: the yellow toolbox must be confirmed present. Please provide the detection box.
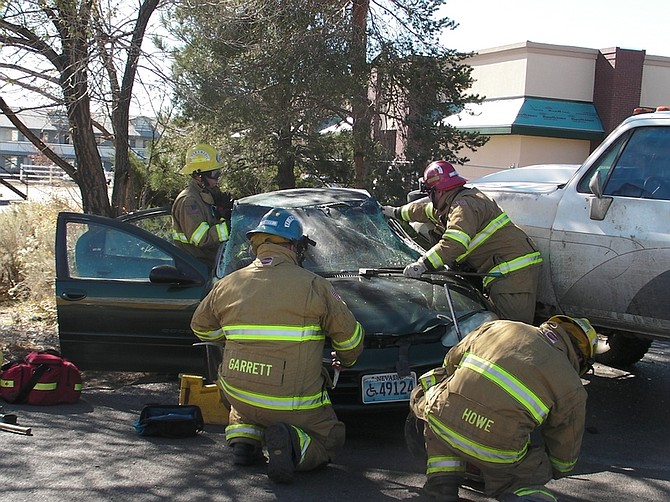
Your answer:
[178,374,229,425]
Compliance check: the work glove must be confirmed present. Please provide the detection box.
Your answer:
[381,205,397,219]
[403,261,427,278]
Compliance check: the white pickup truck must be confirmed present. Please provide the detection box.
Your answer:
[471,108,670,366]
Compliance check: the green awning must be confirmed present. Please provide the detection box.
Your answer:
[444,97,605,141]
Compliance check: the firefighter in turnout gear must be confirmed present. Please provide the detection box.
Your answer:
[190,208,365,483]
[408,316,599,501]
[172,143,233,269]
[382,160,542,323]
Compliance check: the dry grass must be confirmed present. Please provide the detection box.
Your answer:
[0,197,73,364]
[0,199,175,387]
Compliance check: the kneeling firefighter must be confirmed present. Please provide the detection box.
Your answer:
[408,316,601,501]
[190,208,364,483]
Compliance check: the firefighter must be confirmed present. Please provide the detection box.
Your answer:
[171,143,233,269]
[190,208,365,483]
[382,160,542,323]
[408,316,600,501]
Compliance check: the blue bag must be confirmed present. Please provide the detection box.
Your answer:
[134,404,204,438]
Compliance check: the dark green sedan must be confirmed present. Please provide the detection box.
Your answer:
[55,188,497,409]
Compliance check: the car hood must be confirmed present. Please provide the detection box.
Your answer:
[470,163,581,194]
[326,273,469,336]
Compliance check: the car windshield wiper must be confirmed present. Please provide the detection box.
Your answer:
[356,267,503,278]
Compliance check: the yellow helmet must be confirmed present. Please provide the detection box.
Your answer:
[180,143,225,175]
[549,315,598,375]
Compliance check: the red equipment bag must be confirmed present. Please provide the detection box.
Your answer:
[0,350,82,405]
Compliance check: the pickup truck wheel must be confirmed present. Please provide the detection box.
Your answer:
[595,332,652,367]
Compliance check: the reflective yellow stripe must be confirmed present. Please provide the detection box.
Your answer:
[191,221,210,246]
[172,231,188,243]
[33,382,58,391]
[0,379,15,388]
[460,352,549,424]
[220,377,330,411]
[426,455,465,475]
[74,383,82,391]
[215,221,230,242]
[225,423,264,442]
[292,425,311,466]
[425,247,445,269]
[549,454,577,473]
[331,322,364,352]
[192,327,225,342]
[223,324,325,342]
[419,369,440,392]
[456,213,510,262]
[428,413,529,464]
[513,487,557,501]
[482,251,543,288]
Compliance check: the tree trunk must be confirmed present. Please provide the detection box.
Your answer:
[276,129,296,189]
[351,0,372,190]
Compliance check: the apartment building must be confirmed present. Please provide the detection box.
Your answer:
[0,110,157,175]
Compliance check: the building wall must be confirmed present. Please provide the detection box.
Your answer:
[458,135,591,180]
[456,42,670,174]
[468,42,597,101]
[640,55,670,107]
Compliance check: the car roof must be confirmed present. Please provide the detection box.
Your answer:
[238,187,372,208]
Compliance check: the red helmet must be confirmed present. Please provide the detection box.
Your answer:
[421,160,467,192]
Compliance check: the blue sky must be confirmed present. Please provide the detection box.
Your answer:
[439,0,670,57]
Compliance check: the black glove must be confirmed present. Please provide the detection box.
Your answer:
[211,189,233,220]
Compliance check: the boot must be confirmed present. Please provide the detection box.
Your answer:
[232,442,264,466]
[423,475,461,501]
[265,422,300,484]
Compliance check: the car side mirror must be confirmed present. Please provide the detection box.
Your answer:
[588,171,613,221]
[588,171,604,198]
[149,265,201,285]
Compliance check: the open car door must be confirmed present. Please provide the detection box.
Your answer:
[55,211,212,374]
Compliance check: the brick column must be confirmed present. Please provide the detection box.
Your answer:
[592,47,645,148]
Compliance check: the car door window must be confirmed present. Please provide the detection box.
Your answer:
[68,221,175,280]
[579,126,670,200]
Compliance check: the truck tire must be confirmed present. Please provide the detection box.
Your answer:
[595,332,652,367]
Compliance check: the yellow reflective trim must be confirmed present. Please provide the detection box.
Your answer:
[331,322,364,352]
[33,382,58,391]
[0,379,15,388]
[482,251,543,288]
[223,324,324,342]
[191,221,210,245]
[514,488,557,500]
[225,423,264,442]
[428,413,529,464]
[460,352,549,423]
[426,455,466,475]
[215,221,230,242]
[74,383,82,391]
[549,454,577,473]
[220,377,330,411]
[425,248,445,269]
[456,213,511,263]
[292,425,311,465]
[172,231,188,243]
[193,327,225,342]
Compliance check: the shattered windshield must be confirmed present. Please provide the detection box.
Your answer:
[218,195,422,277]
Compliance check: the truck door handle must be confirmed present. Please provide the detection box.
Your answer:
[61,290,87,301]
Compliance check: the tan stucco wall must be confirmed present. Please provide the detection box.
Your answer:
[467,42,598,100]
[458,135,591,180]
[640,55,670,107]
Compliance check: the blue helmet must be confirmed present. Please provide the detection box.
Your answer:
[246,208,303,242]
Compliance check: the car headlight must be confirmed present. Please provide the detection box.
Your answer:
[441,310,499,348]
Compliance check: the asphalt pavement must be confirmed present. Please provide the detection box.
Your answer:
[2,342,670,501]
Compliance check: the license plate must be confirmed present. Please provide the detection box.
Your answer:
[361,371,417,404]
